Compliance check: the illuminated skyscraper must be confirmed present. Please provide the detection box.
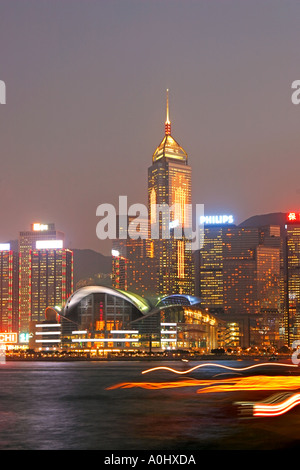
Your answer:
[195,223,282,347]
[285,213,300,344]
[148,90,194,296]
[0,244,19,333]
[112,91,194,297]
[30,244,73,323]
[194,224,226,311]
[223,226,281,317]
[18,223,65,334]
[112,216,156,297]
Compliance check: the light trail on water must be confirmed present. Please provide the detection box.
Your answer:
[107,362,300,417]
[141,362,298,375]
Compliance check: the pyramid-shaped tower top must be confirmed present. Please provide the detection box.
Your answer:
[152,89,188,164]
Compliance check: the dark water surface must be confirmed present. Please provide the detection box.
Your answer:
[0,360,300,450]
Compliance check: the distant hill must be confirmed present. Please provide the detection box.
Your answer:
[239,212,288,232]
[72,249,112,286]
[5,244,111,286]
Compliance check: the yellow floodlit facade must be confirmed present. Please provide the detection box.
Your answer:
[148,90,194,296]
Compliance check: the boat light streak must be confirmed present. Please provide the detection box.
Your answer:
[253,393,300,417]
[106,379,200,390]
[107,375,300,394]
[142,362,298,375]
[196,375,300,394]
[237,391,300,417]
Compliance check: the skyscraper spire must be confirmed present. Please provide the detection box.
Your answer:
[152,89,188,163]
[165,89,171,135]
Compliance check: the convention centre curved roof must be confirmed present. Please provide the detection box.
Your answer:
[63,285,152,316]
[157,294,201,307]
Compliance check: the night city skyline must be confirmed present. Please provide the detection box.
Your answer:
[1,1,300,255]
[2,1,300,453]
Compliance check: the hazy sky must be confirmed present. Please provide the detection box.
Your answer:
[1,0,300,254]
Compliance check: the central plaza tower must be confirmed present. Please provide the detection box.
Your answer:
[148,90,194,296]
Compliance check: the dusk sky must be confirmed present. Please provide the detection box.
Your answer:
[1,0,300,254]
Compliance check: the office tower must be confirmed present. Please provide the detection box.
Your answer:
[195,223,281,347]
[111,92,194,297]
[112,216,156,297]
[194,224,226,311]
[148,90,194,296]
[18,223,65,334]
[0,244,19,333]
[30,243,73,323]
[285,212,300,344]
[223,226,281,316]
[112,243,128,291]
[223,226,281,348]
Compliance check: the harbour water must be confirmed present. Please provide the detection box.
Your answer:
[0,359,300,450]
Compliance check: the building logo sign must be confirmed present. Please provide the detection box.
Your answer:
[0,80,6,104]
[287,212,300,223]
[200,215,234,225]
[32,223,49,231]
[0,243,10,251]
[19,333,29,343]
[0,333,17,344]
[36,240,63,249]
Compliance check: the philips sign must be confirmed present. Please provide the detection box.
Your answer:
[200,215,234,225]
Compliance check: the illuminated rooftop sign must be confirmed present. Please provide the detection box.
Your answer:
[287,212,300,223]
[200,215,234,225]
[32,223,49,231]
[0,243,10,251]
[36,240,63,249]
[0,333,17,344]
[19,333,29,344]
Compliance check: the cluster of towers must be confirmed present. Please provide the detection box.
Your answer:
[112,91,300,348]
[0,223,73,341]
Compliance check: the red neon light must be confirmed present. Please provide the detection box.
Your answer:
[288,212,297,221]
